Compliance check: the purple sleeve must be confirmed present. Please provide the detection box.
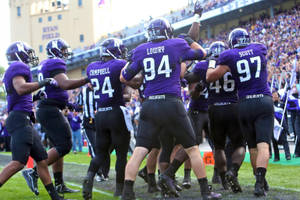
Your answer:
[192,62,207,81]
[10,62,31,80]
[218,50,231,66]
[46,59,67,74]
[121,51,142,81]
[178,39,204,61]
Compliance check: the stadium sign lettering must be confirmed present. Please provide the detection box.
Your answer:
[42,26,60,40]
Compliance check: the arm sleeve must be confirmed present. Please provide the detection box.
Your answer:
[121,51,143,81]
[218,51,231,66]
[180,40,205,62]
[49,69,66,78]
[10,63,31,81]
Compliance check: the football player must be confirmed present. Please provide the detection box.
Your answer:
[186,41,246,192]
[0,42,66,200]
[22,38,89,195]
[82,38,133,199]
[120,17,221,200]
[206,28,273,197]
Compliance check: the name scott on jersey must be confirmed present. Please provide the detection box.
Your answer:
[239,49,254,57]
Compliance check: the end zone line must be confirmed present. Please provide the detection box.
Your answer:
[66,181,114,197]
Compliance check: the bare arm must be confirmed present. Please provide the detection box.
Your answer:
[13,76,40,96]
[120,68,143,89]
[188,22,200,42]
[181,63,187,79]
[206,65,230,82]
[123,86,133,102]
[54,73,88,90]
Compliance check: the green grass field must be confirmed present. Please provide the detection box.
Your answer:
[1,152,300,199]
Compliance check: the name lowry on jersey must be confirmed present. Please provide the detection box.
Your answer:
[147,46,165,55]
[89,67,110,76]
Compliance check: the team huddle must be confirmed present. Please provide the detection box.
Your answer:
[0,2,274,200]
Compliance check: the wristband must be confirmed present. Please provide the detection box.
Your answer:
[184,35,195,46]
[208,60,217,69]
[194,14,201,22]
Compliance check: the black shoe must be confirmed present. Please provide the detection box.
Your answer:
[114,183,124,197]
[173,178,182,192]
[148,184,160,193]
[95,174,106,182]
[286,155,291,160]
[121,191,136,200]
[254,181,266,197]
[182,176,191,189]
[212,169,221,184]
[158,174,180,197]
[221,178,229,190]
[273,158,280,162]
[82,178,93,200]
[264,178,269,192]
[225,170,242,193]
[22,168,39,196]
[56,183,79,194]
[202,192,222,200]
[138,168,148,183]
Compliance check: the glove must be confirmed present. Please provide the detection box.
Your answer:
[195,81,205,92]
[194,0,204,17]
[33,90,47,102]
[38,78,58,87]
[177,33,194,46]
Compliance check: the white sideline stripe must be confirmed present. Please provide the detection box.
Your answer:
[65,181,114,197]
[65,161,300,193]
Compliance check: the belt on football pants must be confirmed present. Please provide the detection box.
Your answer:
[97,107,113,112]
[147,94,180,100]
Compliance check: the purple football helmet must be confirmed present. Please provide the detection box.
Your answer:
[209,41,228,58]
[6,41,39,66]
[146,18,173,42]
[99,38,127,59]
[46,38,72,59]
[228,28,250,49]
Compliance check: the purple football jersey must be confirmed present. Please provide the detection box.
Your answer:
[218,43,271,98]
[3,61,33,113]
[195,61,238,105]
[87,59,126,108]
[39,58,68,104]
[189,61,209,111]
[122,38,204,98]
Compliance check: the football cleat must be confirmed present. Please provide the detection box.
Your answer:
[56,183,79,194]
[82,178,93,200]
[202,192,223,200]
[225,170,242,193]
[264,178,269,192]
[114,183,124,197]
[22,168,39,196]
[158,174,180,197]
[138,168,148,183]
[254,181,266,197]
